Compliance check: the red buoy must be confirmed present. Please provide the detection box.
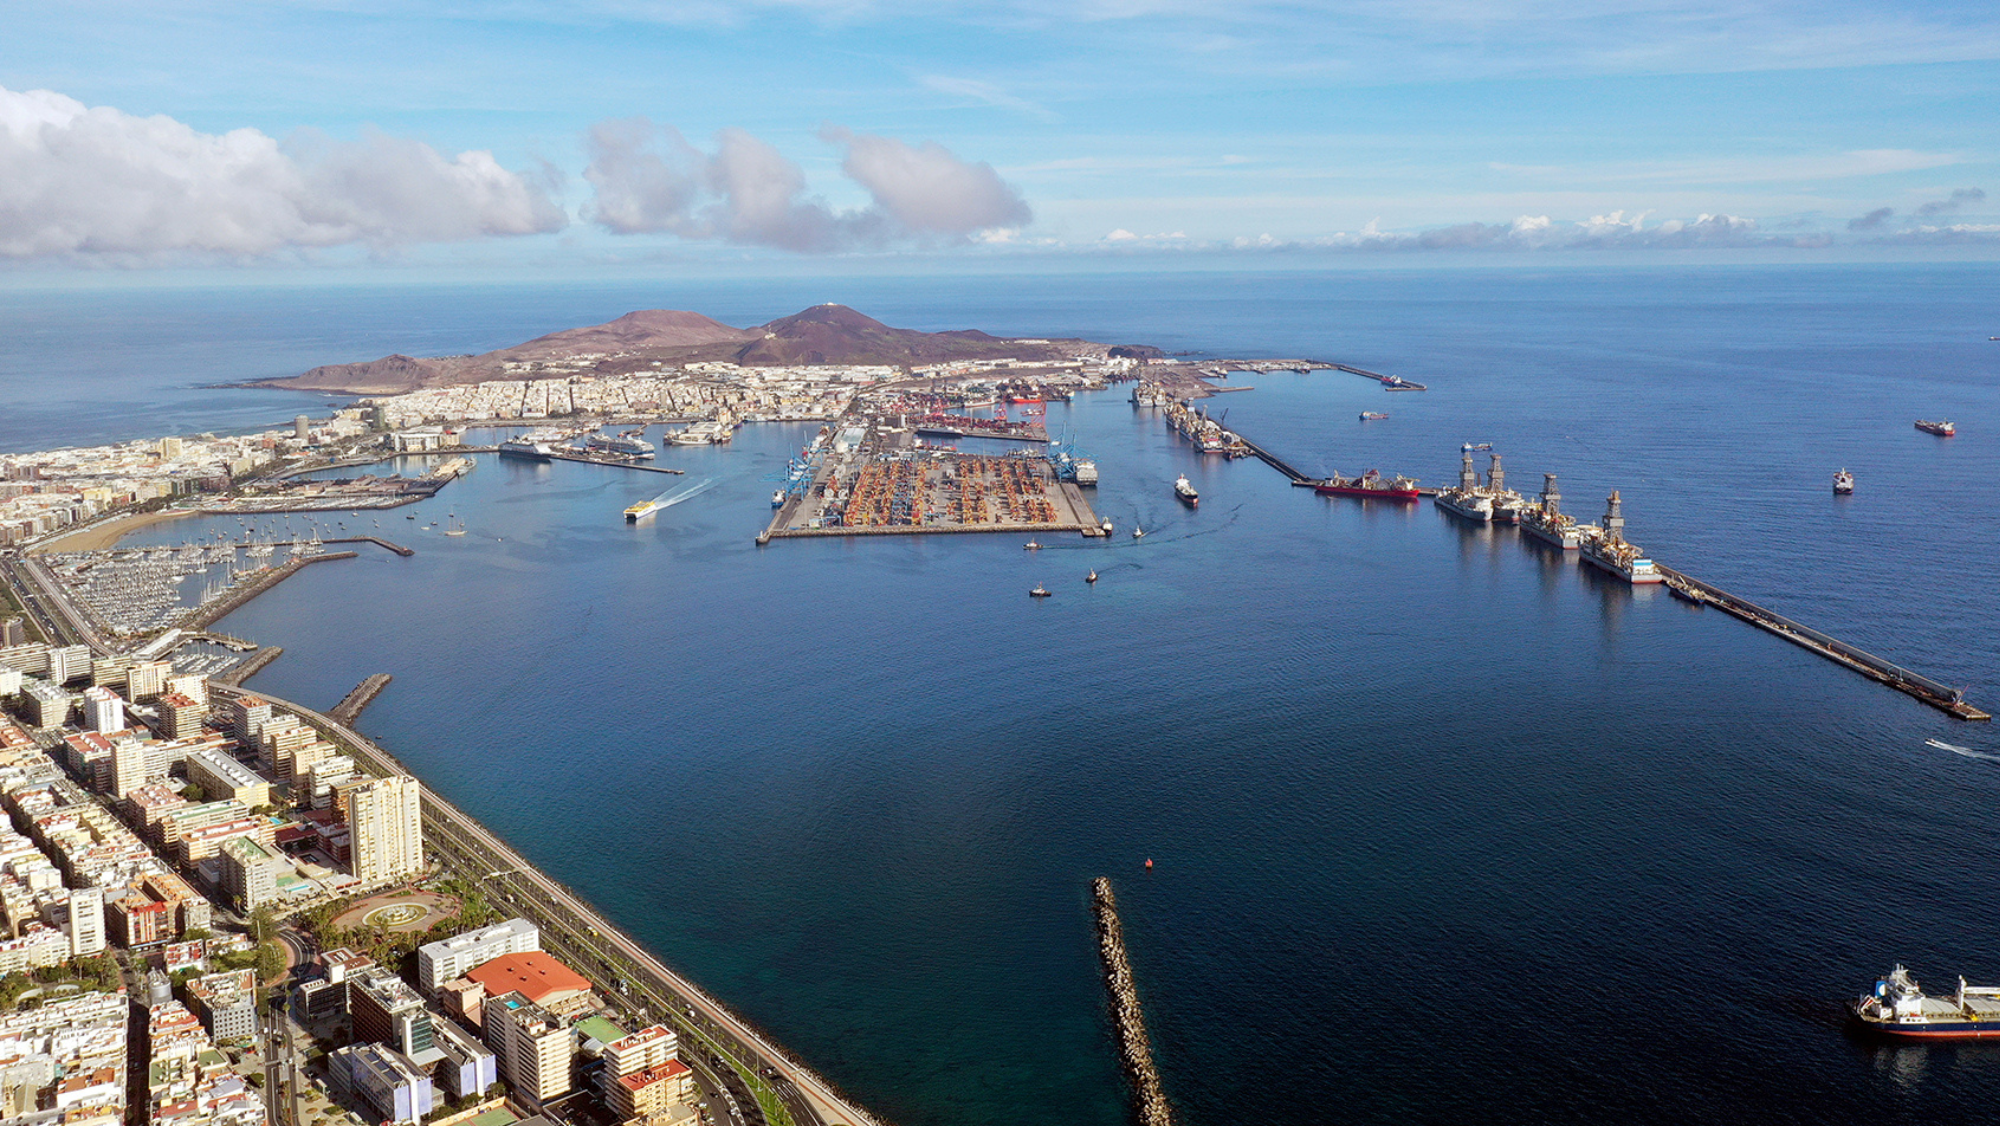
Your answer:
[1144,858,1154,869]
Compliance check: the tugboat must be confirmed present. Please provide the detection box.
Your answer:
[1833,469,1855,494]
[1024,540,1043,551]
[1853,965,2000,1039]
[1174,475,1199,507]
[1029,584,1052,598]
[1916,419,1956,436]
[1086,570,1098,584]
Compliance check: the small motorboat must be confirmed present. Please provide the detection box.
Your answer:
[1029,584,1052,598]
[1024,540,1042,550]
[1086,570,1098,583]
[1132,526,1145,539]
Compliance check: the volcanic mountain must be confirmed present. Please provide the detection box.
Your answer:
[247,304,1108,395]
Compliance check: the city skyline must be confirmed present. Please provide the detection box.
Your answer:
[4,0,1998,272]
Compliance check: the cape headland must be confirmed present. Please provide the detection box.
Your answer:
[244,303,1124,395]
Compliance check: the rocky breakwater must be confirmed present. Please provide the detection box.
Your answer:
[1092,876,1174,1126]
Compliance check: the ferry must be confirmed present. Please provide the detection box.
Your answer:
[1314,469,1421,501]
[624,499,664,522]
[1916,419,1956,437]
[1833,469,1855,494]
[1853,965,2000,1039]
[1175,475,1199,507]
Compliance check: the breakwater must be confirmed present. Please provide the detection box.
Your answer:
[213,647,282,687]
[1093,877,1173,1126]
[182,551,357,630]
[330,673,393,725]
[1659,566,1989,721]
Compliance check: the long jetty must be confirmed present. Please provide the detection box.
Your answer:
[1659,566,1989,721]
[545,450,686,474]
[212,647,282,687]
[181,551,357,630]
[329,673,393,725]
[1093,877,1174,1126]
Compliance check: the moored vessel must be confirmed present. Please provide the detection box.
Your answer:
[584,432,657,459]
[499,430,558,461]
[1853,965,2000,1039]
[1434,447,1492,522]
[1520,473,1584,549]
[1074,459,1099,486]
[1578,491,1663,583]
[1175,475,1199,506]
[1833,469,1855,494]
[1314,469,1421,500]
[1916,419,1956,436]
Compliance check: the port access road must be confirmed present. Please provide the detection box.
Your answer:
[206,683,882,1126]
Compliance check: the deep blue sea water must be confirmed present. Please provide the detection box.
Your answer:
[6,266,2000,1125]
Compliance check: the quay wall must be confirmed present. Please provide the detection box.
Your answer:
[182,551,358,631]
[1093,877,1174,1126]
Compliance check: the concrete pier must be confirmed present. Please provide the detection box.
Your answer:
[212,647,282,687]
[1659,566,1989,721]
[182,551,358,630]
[544,450,687,474]
[1093,877,1174,1126]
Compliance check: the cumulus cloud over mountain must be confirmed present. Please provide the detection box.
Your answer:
[0,85,565,259]
[583,118,1029,251]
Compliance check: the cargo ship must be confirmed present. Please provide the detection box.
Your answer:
[1175,474,1199,506]
[1359,411,1388,421]
[1833,469,1855,494]
[584,432,657,459]
[1519,474,1585,549]
[1852,965,2000,1039]
[1578,491,1663,583]
[1314,469,1421,501]
[1075,459,1099,486]
[1916,419,1956,436]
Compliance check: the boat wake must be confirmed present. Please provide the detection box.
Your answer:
[1926,738,1996,761]
[649,477,718,509]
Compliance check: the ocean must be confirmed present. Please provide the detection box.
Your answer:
[6,265,1999,1125]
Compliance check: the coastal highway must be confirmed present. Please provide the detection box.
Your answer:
[205,684,878,1126]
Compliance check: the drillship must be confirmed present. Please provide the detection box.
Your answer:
[1482,454,1529,524]
[1434,446,1493,522]
[1519,473,1588,549]
[1578,491,1663,583]
[1853,965,2000,1039]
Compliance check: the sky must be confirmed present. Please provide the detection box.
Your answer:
[3,0,1999,274]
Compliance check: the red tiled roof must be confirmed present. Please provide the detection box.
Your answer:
[615,1059,690,1091]
[464,952,593,1005]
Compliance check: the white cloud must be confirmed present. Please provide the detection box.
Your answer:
[0,85,565,259]
[583,118,1031,251]
[916,75,1058,120]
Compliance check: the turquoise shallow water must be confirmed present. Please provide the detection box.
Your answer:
[16,265,2000,1125]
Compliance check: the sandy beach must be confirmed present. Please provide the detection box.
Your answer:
[29,509,197,554]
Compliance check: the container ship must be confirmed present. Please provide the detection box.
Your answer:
[1578,491,1663,583]
[1314,469,1420,501]
[1916,419,1956,436]
[1519,474,1587,549]
[1853,965,2000,1039]
[1175,474,1199,506]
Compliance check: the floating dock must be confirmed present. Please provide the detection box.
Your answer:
[1093,877,1174,1126]
[1659,566,1988,721]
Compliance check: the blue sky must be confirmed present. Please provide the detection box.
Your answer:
[4,0,1998,270]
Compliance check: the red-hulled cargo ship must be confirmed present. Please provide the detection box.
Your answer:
[1313,469,1421,501]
